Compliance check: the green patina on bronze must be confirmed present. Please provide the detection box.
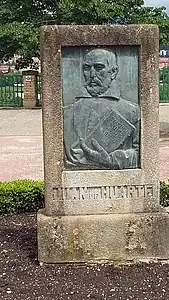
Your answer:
[62,47,140,170]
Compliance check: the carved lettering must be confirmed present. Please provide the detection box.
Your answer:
[52,185,156,201]
[101,186,109,200]
[109,186,115,199]
[145,185,153,197]
[115,186,124,198]
[135,185,144,197]
[79,187,88,200]
[127,186,137,198]
[93,187,101,200]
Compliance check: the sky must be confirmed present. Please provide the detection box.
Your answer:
[144,0,169,14]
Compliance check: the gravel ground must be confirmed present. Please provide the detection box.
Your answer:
[1,213,169,300]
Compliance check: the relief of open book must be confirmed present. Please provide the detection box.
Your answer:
[84,108,136,153]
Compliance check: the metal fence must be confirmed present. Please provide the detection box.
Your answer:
[0,74,23,107]
[0,70,169,106]
[37,74,42,106]
[35,69,169,104]
[159,68,169,103]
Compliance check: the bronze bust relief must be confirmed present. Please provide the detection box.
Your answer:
[63,48,140,170]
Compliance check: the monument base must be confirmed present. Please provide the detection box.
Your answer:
[37,209,169,263]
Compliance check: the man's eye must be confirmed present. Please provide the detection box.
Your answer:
[95,64,105,71]
[83,65,90,71]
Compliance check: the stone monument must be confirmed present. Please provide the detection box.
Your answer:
[38,25,169,263]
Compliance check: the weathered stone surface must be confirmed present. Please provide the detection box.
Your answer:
[37,25,169,263]
[50,182,160,215]
[38,209,169,263]
[40,24,159,216]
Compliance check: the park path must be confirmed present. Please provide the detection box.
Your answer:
[0,109,43,181]
[0,108,169,181]
[0,136,43,181]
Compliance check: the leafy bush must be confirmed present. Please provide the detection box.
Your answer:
[159,68,169,103]
[0,90,22,106]
[0,180,44,215]
[0,180,169,215]
[159,84,169,103]
[159,67,169,84]
[0,74,22,87]
[160,181,169,207]
[0,74,23,106]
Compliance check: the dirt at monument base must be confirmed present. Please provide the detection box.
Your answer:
[0,213,169,300]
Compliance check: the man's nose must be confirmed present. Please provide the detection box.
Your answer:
[90,66,96,78]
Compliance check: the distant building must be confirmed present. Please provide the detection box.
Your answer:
[160,45,169,57]
[159,57,169,69]
[0,65,15,73]
[159,45,169,69]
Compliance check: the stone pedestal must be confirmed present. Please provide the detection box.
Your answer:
[22,70,38,108]
[38,209,169,263]
[37,25,169,264]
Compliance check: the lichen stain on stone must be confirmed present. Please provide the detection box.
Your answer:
[125,220,147,253]
[52,222,65,247]
[66,225,94,261]
[67,226,84,260]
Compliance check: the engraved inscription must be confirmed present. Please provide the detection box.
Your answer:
[52,185,155,201]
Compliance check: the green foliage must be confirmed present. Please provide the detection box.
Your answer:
[159,85,169,103]
[0,91,22,106]
[0,74,22,86]
[0,73,23,106]
[0,180,169,215]
[159,67,169,102]
[130,6,169,44]
[0,180,44,214]
[159,83,169,102]
[0,22,39,68]
[58,0,144,25]
[0,0,56,24]
[160,67,169,83]
[160,181,169,207]
[0,1,169,67]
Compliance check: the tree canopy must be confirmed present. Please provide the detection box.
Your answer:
[0,0,169,68]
